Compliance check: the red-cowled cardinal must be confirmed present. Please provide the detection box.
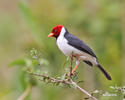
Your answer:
[48,25,111,80]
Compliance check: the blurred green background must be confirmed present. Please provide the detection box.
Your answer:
[0,0,125,100]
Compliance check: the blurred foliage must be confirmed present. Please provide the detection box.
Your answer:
[0,0,124,100]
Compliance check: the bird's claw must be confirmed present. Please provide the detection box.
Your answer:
[68,71,75,77]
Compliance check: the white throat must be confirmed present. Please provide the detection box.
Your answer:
[59,27,66,37]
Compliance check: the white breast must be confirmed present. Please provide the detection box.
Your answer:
[56,27,83,56]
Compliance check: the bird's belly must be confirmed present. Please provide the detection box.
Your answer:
[57,39,83,56]
[58,45,76,56]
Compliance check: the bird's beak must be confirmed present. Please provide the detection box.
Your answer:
[48,33,54,37]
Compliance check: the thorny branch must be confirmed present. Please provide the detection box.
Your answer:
[31,73,71,85]
[31,73,97,100]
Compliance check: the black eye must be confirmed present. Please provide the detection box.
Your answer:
[54,29,57,32]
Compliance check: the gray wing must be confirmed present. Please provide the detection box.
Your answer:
[64,33,97,58]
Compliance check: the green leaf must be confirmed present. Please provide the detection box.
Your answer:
[9,59,26,67]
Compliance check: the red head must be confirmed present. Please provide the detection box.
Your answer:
[48,25,63,38]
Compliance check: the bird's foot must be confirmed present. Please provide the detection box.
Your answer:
[67,71,75,77]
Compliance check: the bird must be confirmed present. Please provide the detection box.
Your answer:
[48,25,112,80]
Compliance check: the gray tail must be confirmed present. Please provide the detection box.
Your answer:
[97,64,112,80]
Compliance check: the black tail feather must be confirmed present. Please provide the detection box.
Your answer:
[84,60,93,66]
[97,64,112,80]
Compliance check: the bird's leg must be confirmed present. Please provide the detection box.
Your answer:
[68,60,80,77]
[72,60,80,74]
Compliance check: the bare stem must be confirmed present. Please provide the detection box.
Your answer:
[69,55,73,77]
[17,84,32,100]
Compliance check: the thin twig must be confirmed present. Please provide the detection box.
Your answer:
[37,56,43,68]
[69,55,73,77]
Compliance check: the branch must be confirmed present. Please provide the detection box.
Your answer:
[17,84,32,100]
[31,73,71,84]
[31,73,98,100]
[71,80,97,100]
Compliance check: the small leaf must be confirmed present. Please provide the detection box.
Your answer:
[9,59,26,67]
